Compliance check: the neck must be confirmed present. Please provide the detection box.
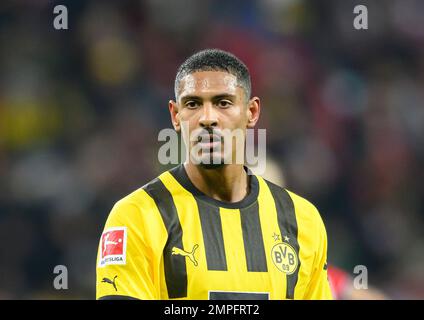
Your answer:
[184,162,250,203]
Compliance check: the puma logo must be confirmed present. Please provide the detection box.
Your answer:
[102,275,118,291]
[171,244,199,266]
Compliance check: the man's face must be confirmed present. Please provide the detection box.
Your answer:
[169,71,259,168]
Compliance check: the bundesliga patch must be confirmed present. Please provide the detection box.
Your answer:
[98,227,127,267]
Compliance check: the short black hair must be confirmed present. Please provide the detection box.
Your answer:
[174,49,251,101]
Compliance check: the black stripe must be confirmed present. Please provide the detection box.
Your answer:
[98,295,140,300]
[265,181,300,299]
[143,179,187,299]
[195,200,227,271]
[240,202,268,272]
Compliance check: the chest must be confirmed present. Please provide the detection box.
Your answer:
[157,202,309,299]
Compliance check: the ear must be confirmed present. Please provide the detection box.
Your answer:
[246,97,260,128]
[169,100,181,132]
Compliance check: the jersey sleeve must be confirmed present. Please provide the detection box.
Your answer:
[303,208,333,300]
[96,198,158,300]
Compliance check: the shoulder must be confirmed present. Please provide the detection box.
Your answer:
[102,173,171,251]
[106,171,170,225]
[260,178,322,222]
[283,189,328,254]
[287,189,326,234]
[285,190,324,227]
[260,177,327,240]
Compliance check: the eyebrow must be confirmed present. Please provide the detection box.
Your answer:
[180,94,237,102]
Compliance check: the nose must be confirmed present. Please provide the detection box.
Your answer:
[199,103,218,128]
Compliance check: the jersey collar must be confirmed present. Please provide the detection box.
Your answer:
[169,164,259,209]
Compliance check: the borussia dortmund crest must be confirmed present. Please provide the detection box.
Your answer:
[271,242,298,275]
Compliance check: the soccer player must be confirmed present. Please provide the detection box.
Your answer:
[96,49,332,300]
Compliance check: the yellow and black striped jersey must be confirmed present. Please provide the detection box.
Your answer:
[96,164,332,300]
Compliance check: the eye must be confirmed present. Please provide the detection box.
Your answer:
[185,101,200,109]
[217,100,232,108]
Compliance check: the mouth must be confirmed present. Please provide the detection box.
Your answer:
[195,134,222,150]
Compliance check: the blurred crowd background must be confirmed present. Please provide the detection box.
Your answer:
[0,0,423,299]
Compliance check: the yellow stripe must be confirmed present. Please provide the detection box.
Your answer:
[219,207,247,273]
[286,190,319,299]
[135,188,171,299]
[256,176,287,299]
[159,171,209,299]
